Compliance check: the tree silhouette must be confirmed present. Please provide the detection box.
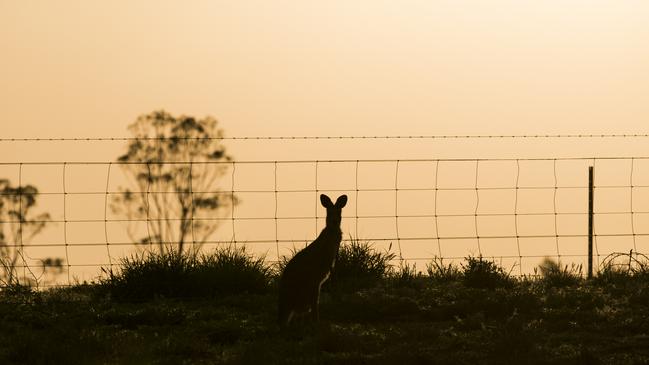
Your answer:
[111,110,237,254]
[0,180,52,286]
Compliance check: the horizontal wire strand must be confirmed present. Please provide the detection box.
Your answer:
[5,233,648,249]
[4,133,649,142]
[6,156,649,165]
[4,155,649,286]
[4,210,642,225]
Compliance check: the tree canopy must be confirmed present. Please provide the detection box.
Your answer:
[111,110,237,254]
[0,180,51,285]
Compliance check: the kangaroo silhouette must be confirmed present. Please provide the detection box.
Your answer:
[278,194,348,326]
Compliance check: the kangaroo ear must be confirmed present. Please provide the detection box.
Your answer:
[335,195,348,208]
[320,194,334,208]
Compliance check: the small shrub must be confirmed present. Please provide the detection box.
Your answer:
[102,250,194,300]
[426,257,462,283]
[328,238,396,291]
[0,282,34,296]
[196,246,271,296]
[0,282,38,305]
[102,245,272,301]
[462,256,513,289]
[537,258,583,288]
[389,261,425,288]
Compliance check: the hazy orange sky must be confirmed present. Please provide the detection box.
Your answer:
[3,1,649,280]
[2,1,649,144]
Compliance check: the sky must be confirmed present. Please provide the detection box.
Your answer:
[2,1,649,281]
[2,1,649,143]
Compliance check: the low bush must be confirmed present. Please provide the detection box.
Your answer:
[102,245,272,301]
[426,257,462,283]
[462,256,514,289]
[196,246,272,296]
[328,238,395,291]
[388,261,424,288]
[537,258,583,288]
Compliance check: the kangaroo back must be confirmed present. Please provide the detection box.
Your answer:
[278,194,347,326]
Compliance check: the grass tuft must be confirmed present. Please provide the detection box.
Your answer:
[328,238,396,291]
[196,246,272,296]
[0,282,34,297]
[537,258,583,288]
[462,255,514,289]
[426,257,462,283]
[102,245,272,301]
[4,247,649,364]
[388,261,426,289]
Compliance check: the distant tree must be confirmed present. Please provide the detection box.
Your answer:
[0,180,55,286]
[111,110,237,254]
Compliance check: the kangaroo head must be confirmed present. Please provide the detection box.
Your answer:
[320,194,348,228]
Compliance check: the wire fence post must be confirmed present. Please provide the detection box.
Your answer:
[588,165,594,279]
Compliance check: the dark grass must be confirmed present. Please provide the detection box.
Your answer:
[461,255,515,290]
[278,238,396,293]
[3,275,649,364]
[537,258,583,288]
[2,249,649,364]
[426,257,463,283]
[327,238,396,292]
[102,245,272,301]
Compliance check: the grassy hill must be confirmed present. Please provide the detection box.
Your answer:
[1,244,649,364]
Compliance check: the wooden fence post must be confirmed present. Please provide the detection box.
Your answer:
[588,165,594,279]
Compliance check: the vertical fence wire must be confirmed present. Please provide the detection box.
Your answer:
[188,161,196,251]
[274,161,279,260]
[17,164,41,286]
[314,161,319,236]
[553,159,561,263]
[62,163,71,283]
[514,159,522,275]
[474,160,481,256]
[186,139,197,249]
[355,160,359,240]
[394,160,402,261]
[8,157,649,285]
[630,158,637,252]
[434,160,442,258]
[18,163,24,281]
[592,159,600,267]
[145,163,152,251]
[104,163,113,271]
[231,161,236,243]
[588,165,594,278]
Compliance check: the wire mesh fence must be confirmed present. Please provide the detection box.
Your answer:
[2,156,649,286]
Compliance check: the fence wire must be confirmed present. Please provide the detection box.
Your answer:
[1,157,649,286]
[3,134,649,142]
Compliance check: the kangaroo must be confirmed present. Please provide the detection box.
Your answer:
[278,194,348,326]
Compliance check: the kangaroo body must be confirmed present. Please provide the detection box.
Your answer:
[278,194,347,326]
